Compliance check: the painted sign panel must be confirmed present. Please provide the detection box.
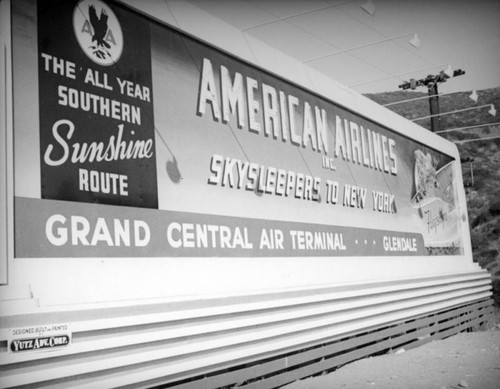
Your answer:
[15,197,426,257]
[37,0,158,208]
[12,0,463,258]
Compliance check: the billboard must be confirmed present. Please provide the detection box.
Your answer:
[13,0,463,258]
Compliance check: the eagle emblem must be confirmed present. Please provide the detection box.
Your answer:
[73,0,123,66]
[88,5,111,59]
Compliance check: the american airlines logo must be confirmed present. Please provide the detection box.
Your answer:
[73,0,123,66]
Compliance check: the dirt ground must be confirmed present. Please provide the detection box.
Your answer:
[284,309,500,389]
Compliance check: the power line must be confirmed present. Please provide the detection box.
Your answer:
[411,104,495,122]
[337,1,439,73]
[454,135,500,144]
[304,33,419,63]
[349,64,447,88]
[242,0,359,31]
[383,89,473,107]
[435,122,500,134]
[249,0,425,88]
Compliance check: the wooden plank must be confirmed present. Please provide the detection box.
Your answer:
[1,272,490,331]
[0,296,492,389]
[138,298,493,389]
[241,302,494,389]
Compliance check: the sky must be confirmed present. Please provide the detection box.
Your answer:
[187,0,500,94]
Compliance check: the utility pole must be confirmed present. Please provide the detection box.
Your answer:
[428,81,440,134]
[398,68,465,132]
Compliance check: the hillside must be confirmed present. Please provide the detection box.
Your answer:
[366,87,500,305]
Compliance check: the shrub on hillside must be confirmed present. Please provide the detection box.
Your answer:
[470,233,488,251]
[470,208,491,229]
[490,200,500,217]
[491,279,500,307]
[476,249,498,268]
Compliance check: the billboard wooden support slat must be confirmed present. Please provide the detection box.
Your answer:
[146,299,493,389]
[0,273,491,366]
[0,279,492,388]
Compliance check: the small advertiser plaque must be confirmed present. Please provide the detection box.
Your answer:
[7,323,71,353]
